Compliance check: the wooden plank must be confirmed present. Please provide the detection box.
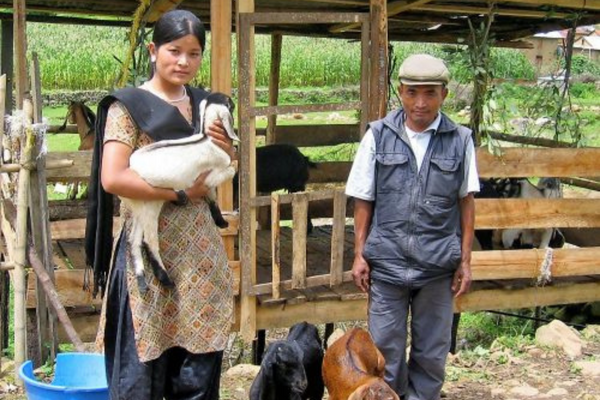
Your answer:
[1,21,13,112]
[369,0,388,121]
[45,151,92,181]
[237,4,258,343]
[57,313,99,343]
[476,198,600,229]
[455,282,600,313]
[13,0,26,109]
[211,0,235,267]
[291,193,308,289]
[266,33,282,145]
[26,269,101,309]
[359,20,370,137]
[471,247,600,281]
[262,124,360,146]
[502,0,600,11]
[330,0,431,32]
[50,214,239,240]
[256,297,367,330]
[309,161,352,184]
[415,4,569,19]
[29,53,58,364]
[244,12,368,25]
[477,148,600,178]
[271,194,281,299]
[250,101,362,118]
[330,189,346,286]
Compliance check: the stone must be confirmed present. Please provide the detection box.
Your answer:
[491,387,506,397]
[509,385,539,397]
[556,380,577,387]
[535,320,583,358]
[224,364,260,379]
[546,387,569,396]
[527,348,544,358]
[582,324,600,340]
[574,361,600,377]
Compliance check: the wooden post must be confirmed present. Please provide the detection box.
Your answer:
[330,189,346,286]
[210,0,237,289]
[237,0,257,343]
[266,33,282,145]
[12,99,34,380]
[1,21,13,112]
[359,20,370,137]
[28,53,58,365]
[291,193,308,290]
[369,0,388,121]
[0,74,6,371]
[271,193,281,299]
[13,0,27,109]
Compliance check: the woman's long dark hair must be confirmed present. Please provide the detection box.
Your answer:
[153,9,206,52]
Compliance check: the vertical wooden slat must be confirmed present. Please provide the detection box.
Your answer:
[330,189,347,286]
[266,33,282,145]
[292,193,308,289]
[237,0,257,343]
[271,193,281,299]
[360,20,370,137]
[12,99,34,379]
[369,0,388,121]
[0,73,6,372]
[0,74,5,158]
[210,0,237,292]
[1,22,13,113]
[29,53,58,365]
[13,0,27,109]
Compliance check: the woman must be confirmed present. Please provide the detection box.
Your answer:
[86,10,235,400]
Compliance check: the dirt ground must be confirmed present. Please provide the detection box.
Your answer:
[1,324,598,400]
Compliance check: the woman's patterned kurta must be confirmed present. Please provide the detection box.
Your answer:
[96,101,234,363]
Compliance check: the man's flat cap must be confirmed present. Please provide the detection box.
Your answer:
[398,54,450,85]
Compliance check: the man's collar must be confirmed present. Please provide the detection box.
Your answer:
[404,112,442,138]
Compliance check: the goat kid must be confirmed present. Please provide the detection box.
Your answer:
[478,178,564,250]
[287,322,325,400]
[323,328,399,400]
[249,340,308,400]
[123,92,238,292]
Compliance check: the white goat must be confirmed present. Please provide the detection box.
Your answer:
[497,178,562,249]
[121,92,238,292]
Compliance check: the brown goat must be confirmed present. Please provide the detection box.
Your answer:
[323,328,399,400]
[61,101,96,151]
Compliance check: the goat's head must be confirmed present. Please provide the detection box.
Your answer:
[270,341,307,394]
[199,92,238,143]
[348,379,400,400]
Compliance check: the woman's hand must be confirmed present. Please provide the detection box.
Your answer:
[206,120,236,160]
[184,170,212,202]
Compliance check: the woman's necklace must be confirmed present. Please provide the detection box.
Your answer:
[142,83,187,103]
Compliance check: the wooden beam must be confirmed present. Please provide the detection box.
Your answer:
[330,0,432,32]
[1,21,13,112]
[476,198,600,229]
[414,4,570,19]
[455,282,600,313]
[211,0,236,287]
[471,247,600,281]
[266,33,282,145]
[237,0,257,344]
[13,0,26,109]
[250,101,362,117]
[477,148,600,178]
[497,0,600,12]
[369,0,388,121]
[271,194,281,299]
[291,193,308,289]
[329,189,346,286]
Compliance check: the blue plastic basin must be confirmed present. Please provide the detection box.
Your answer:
[19,353,108,400]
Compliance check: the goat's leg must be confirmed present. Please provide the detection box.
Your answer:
[538,228,553,249]
[140,202,174,289]
[501,229,522,249]
[128,214,149,294]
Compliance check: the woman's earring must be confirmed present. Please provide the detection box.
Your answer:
[151,56,156,63]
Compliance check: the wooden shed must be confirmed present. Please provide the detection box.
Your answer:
[1,0,600,370]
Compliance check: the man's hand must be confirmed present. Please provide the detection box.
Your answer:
[452,260,472,298]
[352,255,371,293]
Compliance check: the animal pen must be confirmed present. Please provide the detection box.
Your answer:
[0,0,600,378]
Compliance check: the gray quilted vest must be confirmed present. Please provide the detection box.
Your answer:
[363,109,472,287]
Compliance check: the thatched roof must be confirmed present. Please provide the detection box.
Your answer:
[0,0,599,46]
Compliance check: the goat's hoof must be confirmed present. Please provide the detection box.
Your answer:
[137,275,149,294]
[153,267,175,289]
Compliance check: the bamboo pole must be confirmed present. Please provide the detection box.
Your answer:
[266,33,282,145]
[0,73,5,373]
[13,0,27,109]
[11,100,35,379]
[0,159,75,173]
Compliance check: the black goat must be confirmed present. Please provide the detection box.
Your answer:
[235,144,317,232]
[287,322,325,400]
[249,321,324,400]
[249,340,308,400]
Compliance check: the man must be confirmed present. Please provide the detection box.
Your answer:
[346,54,480,400]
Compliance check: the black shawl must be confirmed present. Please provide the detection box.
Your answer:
[85,86,209,297]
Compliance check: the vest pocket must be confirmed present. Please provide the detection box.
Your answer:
[375,152,410,192]
[428,157,461,198]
